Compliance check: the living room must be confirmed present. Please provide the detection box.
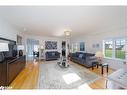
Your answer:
[0,5,127,94]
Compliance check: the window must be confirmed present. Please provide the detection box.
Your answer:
[103,38,127,60]
[72,43,79,53]
[104,40,113,58]
[115,39,125,59]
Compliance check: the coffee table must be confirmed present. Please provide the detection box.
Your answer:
[91,61,98,70]
[92,62,109,74]
[97,63,108,74]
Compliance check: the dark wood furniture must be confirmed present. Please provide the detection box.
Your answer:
[0,37,26,87]
[0,60,7,86]
[97,63,108,74]
[91,61,98,70]
[92,62,109,74]
[0,55,26,86]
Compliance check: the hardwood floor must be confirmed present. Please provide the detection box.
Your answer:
[10,60,114,89]
[10,60,40,89]
[88,67,113,89]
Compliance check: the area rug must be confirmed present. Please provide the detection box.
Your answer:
[38,61,101,89]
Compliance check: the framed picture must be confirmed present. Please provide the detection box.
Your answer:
[92,43,100,48]
[17,35,22,45]
[96,43,100,48]
[45,41,57,49]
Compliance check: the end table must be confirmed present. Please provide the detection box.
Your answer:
[97,63,108,74]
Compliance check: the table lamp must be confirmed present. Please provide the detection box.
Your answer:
[17,45,24,56]
[95,51,104,64]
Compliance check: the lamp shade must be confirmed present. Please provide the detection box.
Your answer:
[95,51,104,58]
[65,31,70,36]
[17,45,24,50]
[40,45,44,49]
[0,43,9,52]
[34,45,39,52]
[64,30,71,36]
[122,45,127,52]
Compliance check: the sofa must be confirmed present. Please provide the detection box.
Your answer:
[45,51,60,61]
[70,52,97,68]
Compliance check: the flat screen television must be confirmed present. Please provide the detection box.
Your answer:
[0,37,17,60]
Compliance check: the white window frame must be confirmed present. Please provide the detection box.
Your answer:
[103,37,127,61]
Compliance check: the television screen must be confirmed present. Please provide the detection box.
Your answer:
[4,43,17,58]
[0,38,17,59]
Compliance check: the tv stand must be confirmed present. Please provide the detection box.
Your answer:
[0,55,26,87]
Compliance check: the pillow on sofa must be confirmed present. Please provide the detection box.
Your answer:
[89,56,97,60]
[79,54,83,58]
[52,52,55,56]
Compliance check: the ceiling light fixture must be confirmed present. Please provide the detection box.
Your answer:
[64,29,71,36]
[64,31,70,36]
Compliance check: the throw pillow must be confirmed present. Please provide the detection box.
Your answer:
[89,56,97,60]
[52,52,55,56]
[79,54,83,58]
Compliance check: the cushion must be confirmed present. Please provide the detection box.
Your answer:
[89,56,97,60]
[85,53,95,56]
[79,54,83,58]
[52,52,55,56]
[72,53,76,57]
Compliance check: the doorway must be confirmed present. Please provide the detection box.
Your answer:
[26,39,39,60]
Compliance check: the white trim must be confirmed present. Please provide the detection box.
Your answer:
[103,37,127,61]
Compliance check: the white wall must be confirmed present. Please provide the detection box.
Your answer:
[71,28,127,70]
[0,19,22,41]
[24,34,65,53]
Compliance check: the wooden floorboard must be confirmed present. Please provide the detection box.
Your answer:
[10,60,40,89]
[10,60,114,89]
[88,66,113,89]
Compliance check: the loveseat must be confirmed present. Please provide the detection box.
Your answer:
[70,52,97,68]
[45,51,60,61]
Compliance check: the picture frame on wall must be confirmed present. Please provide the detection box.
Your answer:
[92,43,100,48]
[17,35,22,45]
[96,43,100,48]
[45,41,57,50]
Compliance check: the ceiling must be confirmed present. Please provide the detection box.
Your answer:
[0,6,127,38]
